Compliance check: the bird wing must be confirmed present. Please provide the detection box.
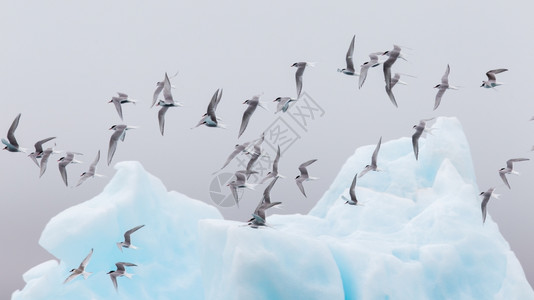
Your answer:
[124,225,145,244]
[412,129,423,160]
[358,64,370,89]
[117,92,128,98]
[295,66,305,97]
[298,159,317,176]
[64,272,79,284]
[158,106,169,136]
[162,72,174,103]
[296,178,307,197]
[441,64,450,84]
[487,68,508,81]
[112,99,124,120]
[499,171,511,189]
[59,162,68,186]
[239,103,257,138]
[40,150,51,177]
[371,136,382,168]
[34,137,55,153]
[108,129,123,165]
[506,158,529,169]
[90,150,100,170]
[345,35,355,73]
[152,82,164,108]
[385,85,398,108]
[481,196,488,223]
[272,145,281,173]
[349,173,358,202]
[7,113,21,147]
[110,274,118,290]
[80,248,94,268]
[434,87,447,110]
[263,176,279,204]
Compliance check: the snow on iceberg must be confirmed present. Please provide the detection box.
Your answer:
[13,117,534,300]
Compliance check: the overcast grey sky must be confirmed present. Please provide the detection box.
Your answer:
[2,0,533,298]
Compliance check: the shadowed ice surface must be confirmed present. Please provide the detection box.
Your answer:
[12,117,534,299]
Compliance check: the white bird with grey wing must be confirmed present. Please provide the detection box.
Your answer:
[498,158,529,189]
[2,113,25,153]
[64,248,93,284]
[109,92,137,121]
[295,159,318,197]
[107,262,137,291]
[117,224,145,252]
[359,137,382,178]
[58,152,83,187]
[28,136,56,167]
[77,150,103,187]
[337,35,359,76]
[480,187,499,224]
[481,68,508,88]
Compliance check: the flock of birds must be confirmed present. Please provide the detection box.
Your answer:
[63,225,144,291]
[2,34,526,290]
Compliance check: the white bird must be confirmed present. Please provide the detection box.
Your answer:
[107,124,136,166]
[273,96,296,113]
[107,262,137,291]
[58,152,83,187]
[2,113,25,153]
[342,173,359,205]
[291,62,314,98]
[433,64,458,110]
[117,224,145,252]
[249,177,282,228]
[359,52,383,89]
[193,89,225,128]
[109,92,136,120]
[227,170,256,207]
[337,35,358,76]
[64,248,93,284]
[498,158,529,189]
[480,187,499,224]
[28,136,56,167]
[76,150,102,187]
[260,145,285,183]
[295,159,318,197]
[481,69,508,88]
[382,45,403,91]
[152,71,179,108]
[359,137,382,178]
[239,95,267,138]
[156,73,183,135]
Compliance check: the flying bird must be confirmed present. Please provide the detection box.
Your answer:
[359,52,383,89]
[273,97,296,113]
[238,95,267,138]
[76,150,102,187]
[498,158,529,189]
[214,141,252,173]
[412,118,434,160]
[108,124,136,166]
[342,173,359,205]
[260,145,284,183]
[156,73,183,135]
[107,262,137,291]
[58,152,83,187]
[249,177,282,228]
[193,89,225,128]
[227,170,256,207]
[481,69,508,88]
[291,62,314,98]
[359,137,382,178]
[109,92,136,120]
[337,35,358,76]
[382,45,403,91]
[295,159,318,197]
[2,113,24,153]
[28,136,56,167]
[480,187,499,224]
[64,248,93,284]
[152,71,179,108]
[117,224,145,252]
[433,64,458,110]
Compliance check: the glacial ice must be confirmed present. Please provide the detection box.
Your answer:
[12,117,534,299]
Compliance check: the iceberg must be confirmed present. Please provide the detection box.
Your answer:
[12,117,534,299]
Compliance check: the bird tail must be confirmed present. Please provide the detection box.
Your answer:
[308,177,319,181]
[245,183,256,190]
[492,193,500,200]
[123,272,134,279]
[306,62,317,67]
[82,271,92,279]
[72,159,83,164]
